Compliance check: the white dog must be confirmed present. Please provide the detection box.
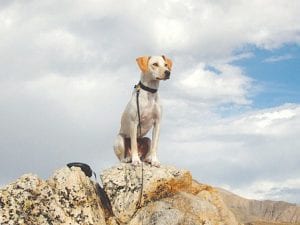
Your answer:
[114,55,173,166]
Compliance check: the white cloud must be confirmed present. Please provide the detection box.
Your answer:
[146,0,300,59]
[264,54,294,63]
[229,178,300,203]
[35,29,96,62]
[232,106,298,135]
[160,104,300,203]
[176,63,252,105]
[1,0,300,69]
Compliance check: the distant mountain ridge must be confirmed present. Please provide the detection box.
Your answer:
[218,187,300,224]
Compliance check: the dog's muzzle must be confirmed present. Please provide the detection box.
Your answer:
[164,70,171,79]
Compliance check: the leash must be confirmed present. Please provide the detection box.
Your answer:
[66,163,114,218]
[136,162,144,209]
[134,81,157,137]
[135,84,142,137]
[128,81,157,219]
[132,82,145,216]
[68,83,152,223]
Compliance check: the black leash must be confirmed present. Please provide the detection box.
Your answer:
[134,81,157,137]
[135,84,142,137]
[66,162,114,218]
[134,82,144,211]
[136,162,144,209]
[66,83,155,222]
[128,81,158,217]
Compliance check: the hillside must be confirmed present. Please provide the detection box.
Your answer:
[218,188,300,225]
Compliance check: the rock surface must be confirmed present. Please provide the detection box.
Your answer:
[101,163,239,225]
[0,163,271,225]
[1,163,299,225]
[0,167,106,225]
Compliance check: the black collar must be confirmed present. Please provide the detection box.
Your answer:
[135,81,158,93]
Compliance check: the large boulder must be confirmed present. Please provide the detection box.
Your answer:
[101,163,239,225]
[0,163,239,225]
[0,167,106,225]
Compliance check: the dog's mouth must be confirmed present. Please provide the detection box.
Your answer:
[156,77,170,81]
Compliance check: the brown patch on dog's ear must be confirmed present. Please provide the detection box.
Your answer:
[162,55,173,71]
[136,56,150,73]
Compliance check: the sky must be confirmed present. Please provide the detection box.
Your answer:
[0,0,300,204]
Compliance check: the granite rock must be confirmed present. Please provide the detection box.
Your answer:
[1,163,239,225]
[101,163,239,225]
[0,167,106,225]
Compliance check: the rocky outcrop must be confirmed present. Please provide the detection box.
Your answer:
[0,163,239,225]
[101,163,238,225]
[0,167,106,225]
[218,188,300,224]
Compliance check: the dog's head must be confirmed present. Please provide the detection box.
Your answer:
[136,55,173,81]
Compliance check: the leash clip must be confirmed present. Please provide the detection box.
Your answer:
[134,84,141,92]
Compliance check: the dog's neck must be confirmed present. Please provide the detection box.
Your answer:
[140,73,160,91]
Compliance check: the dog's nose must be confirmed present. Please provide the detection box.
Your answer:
[164,70,170,79]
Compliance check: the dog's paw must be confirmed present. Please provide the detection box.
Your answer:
[151,159,160,167]
[132,157,142,166]
[145,155,160,167]
[121,157,131,163]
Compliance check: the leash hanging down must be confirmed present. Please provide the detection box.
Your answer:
[132,80,158,213]
[134,81,158,137]
[135,83,142,137]
[134,82,144,211]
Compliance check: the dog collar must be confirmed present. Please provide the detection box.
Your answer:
[135,81,157,93]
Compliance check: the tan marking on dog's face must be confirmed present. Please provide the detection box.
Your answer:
[147,56,172,80]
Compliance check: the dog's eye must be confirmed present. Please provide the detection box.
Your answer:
[164,64,168,67]
[152,63,159,67]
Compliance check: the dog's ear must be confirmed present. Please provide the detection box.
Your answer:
[136,56,150,73]
[162,55,173,71]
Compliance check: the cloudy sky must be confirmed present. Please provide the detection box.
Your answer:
[1,0,300,204]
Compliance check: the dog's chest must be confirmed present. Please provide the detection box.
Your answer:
[140,97,159,124]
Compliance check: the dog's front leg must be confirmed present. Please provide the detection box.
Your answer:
[146,120,161,167]
[130,120,141,166]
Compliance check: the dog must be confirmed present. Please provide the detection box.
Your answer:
[113,55,172,166]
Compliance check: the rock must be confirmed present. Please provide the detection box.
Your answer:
[0,163,240,225]
[2,163,300,225]
[127,192,223,225]
[0,167,106,225]
[48,167,106,224]
[101,163,239,225]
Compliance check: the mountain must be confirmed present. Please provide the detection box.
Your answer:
[218,187,300,225]
[0,163,299,225]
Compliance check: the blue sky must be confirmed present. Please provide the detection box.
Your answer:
[234,44,300,108]
[0,0,300,204]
